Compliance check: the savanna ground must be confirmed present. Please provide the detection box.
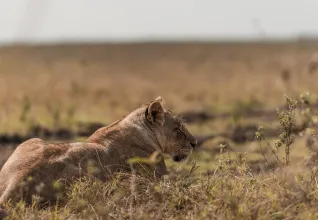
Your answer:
[1,41,318,219]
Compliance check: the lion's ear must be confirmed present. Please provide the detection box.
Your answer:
[146,98,165,126]
[154,96,164,103]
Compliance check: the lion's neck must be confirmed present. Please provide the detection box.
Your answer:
[121,118,163,154]
[87,109,163,156]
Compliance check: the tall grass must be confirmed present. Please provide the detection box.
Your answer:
[3,153,318,219]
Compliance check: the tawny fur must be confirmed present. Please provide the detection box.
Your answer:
[0,97,196,205]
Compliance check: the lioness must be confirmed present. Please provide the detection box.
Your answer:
[0,97,197,206]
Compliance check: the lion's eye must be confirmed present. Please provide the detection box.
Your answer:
[175,128,183,134]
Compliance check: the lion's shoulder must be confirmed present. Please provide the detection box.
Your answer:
[87,119,123,144]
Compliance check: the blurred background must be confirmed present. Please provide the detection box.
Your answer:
[1,0,318,172]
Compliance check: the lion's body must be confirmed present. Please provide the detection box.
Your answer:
[0,97,196,206]
[0,138,123,205]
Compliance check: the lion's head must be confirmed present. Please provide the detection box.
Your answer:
[144,97,197,162]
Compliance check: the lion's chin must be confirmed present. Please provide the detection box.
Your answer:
[173,154,188,162]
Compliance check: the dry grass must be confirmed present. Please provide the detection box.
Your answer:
[3,153,318,220]
[1,41,318,219]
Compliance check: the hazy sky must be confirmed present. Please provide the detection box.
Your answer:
[1,0,318,44]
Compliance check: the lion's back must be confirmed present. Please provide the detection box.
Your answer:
[0,138,45,174]
[0,139,82,204]
[0,138,47,203]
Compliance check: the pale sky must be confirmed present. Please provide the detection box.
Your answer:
[0,0,318,44]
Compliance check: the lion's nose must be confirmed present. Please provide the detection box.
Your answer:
[190,140,197,148]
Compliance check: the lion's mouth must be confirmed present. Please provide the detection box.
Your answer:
[173,154,188,162]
